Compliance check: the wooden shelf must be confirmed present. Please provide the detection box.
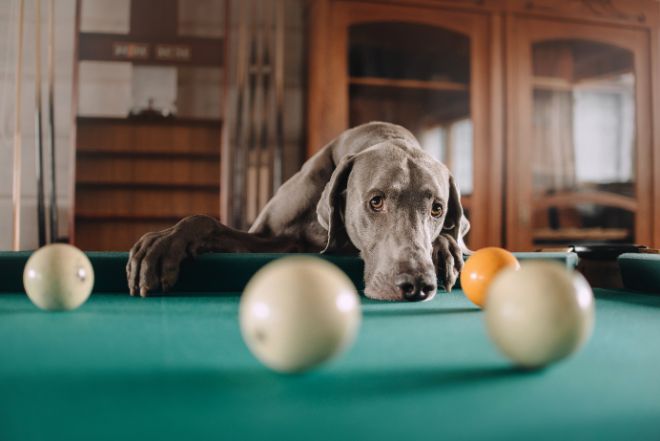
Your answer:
[76,116,222,127]
[532,76,633,92]
[76,150,220,160]
[349,76,468,92]
[76,182,219,191]
[532,76,573,91]
[533,227,631,242]
[75,213,216,222]
[533,190,637,212]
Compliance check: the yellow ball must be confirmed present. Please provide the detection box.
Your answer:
[239,256,361,373]
[460,247,520,308]
[23,244,94,311]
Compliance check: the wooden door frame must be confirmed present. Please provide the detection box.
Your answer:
[506,16,653,250]
[652,17,660,249]
[307,0,502,248]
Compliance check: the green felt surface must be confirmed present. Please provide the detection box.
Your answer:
[1,251,657,441]
[1,289,660,441]
[619,253,660,293]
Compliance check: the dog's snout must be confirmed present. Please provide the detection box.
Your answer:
[396,273,437,302]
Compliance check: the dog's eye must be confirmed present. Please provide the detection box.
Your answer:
[369,196,384,212]
[431,202,443,218]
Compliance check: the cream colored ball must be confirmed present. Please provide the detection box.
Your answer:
[239,256,361,373]
[485,261,594,368]
[23,244,95,311]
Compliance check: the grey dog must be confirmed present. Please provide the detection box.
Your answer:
[126,122,470,301]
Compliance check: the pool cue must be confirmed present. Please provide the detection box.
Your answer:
[12,0,25,251]
[273,0,284,190]
[46,0,58,242]
[34,0,47,246]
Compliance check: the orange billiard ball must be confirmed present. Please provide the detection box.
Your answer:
[460,247,520,308]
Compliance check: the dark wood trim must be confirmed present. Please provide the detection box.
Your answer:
[465,6,490,249]
[488,11,505,247]
[504,11,520,250]
[506,0,658,29]
[78,33,224,66]
[332,0,658,28]
[307,0,331,155]
[653,7,660,248]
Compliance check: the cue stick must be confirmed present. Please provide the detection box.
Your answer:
[261,0,273,206]
[252,0,264,219]
[34,0,47,246]
[244,0,258,226]
[233,0,248,227]
[273,0,284,191]
[12,0,25,251]
[46,0,58,242]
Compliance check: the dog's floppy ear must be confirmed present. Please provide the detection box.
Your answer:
[317,154,355,253]
[444,174,471,251]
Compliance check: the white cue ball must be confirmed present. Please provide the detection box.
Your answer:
[485,261,595,368]
[239,256,361,373]
[23,244,95,311]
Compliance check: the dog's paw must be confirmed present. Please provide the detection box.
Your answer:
[126,227,188,297]
[433,233,465,292]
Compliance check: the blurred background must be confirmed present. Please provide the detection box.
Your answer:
[1,0,658,252]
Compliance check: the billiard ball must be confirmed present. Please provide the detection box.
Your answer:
[460,247,520,308]
[485,261,595,368]
[239,256,361,373]
[23,244,95,311]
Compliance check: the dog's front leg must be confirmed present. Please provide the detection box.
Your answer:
[432,233,465,292]
[126,215,301,297]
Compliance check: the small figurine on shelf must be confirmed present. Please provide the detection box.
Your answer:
[129,98,177,120]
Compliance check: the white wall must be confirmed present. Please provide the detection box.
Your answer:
[0,0,76,250]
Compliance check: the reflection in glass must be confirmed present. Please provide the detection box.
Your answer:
[531,40,636,245]
[348,22,473,197]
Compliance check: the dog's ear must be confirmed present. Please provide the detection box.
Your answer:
[444,174,471,252]
[317,154,355,253]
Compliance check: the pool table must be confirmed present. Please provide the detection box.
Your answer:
[1,251,659,441]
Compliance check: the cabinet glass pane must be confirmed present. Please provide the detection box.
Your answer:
[531,40,636,245]
[348,22,473,198]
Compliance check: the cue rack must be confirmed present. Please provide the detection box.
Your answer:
[12,0,59,250]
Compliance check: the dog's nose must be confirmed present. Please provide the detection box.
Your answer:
[396,274,437,301]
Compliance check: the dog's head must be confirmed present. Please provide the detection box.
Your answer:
[317,142,467,301]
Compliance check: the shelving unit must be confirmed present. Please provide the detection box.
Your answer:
[72,0,225,251]
[349,76,468,92]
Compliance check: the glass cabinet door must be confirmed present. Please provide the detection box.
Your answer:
[508,19,652,250]
[348,22,474,201]
[319,3,494,248]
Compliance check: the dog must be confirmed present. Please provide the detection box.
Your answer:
[127,122,470,301]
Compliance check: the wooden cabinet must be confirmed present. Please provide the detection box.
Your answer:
[507,17,653,250]
[74,118,221,250]
[309,0,660,250]
[309,1,502,249]
[72,0,226,250]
